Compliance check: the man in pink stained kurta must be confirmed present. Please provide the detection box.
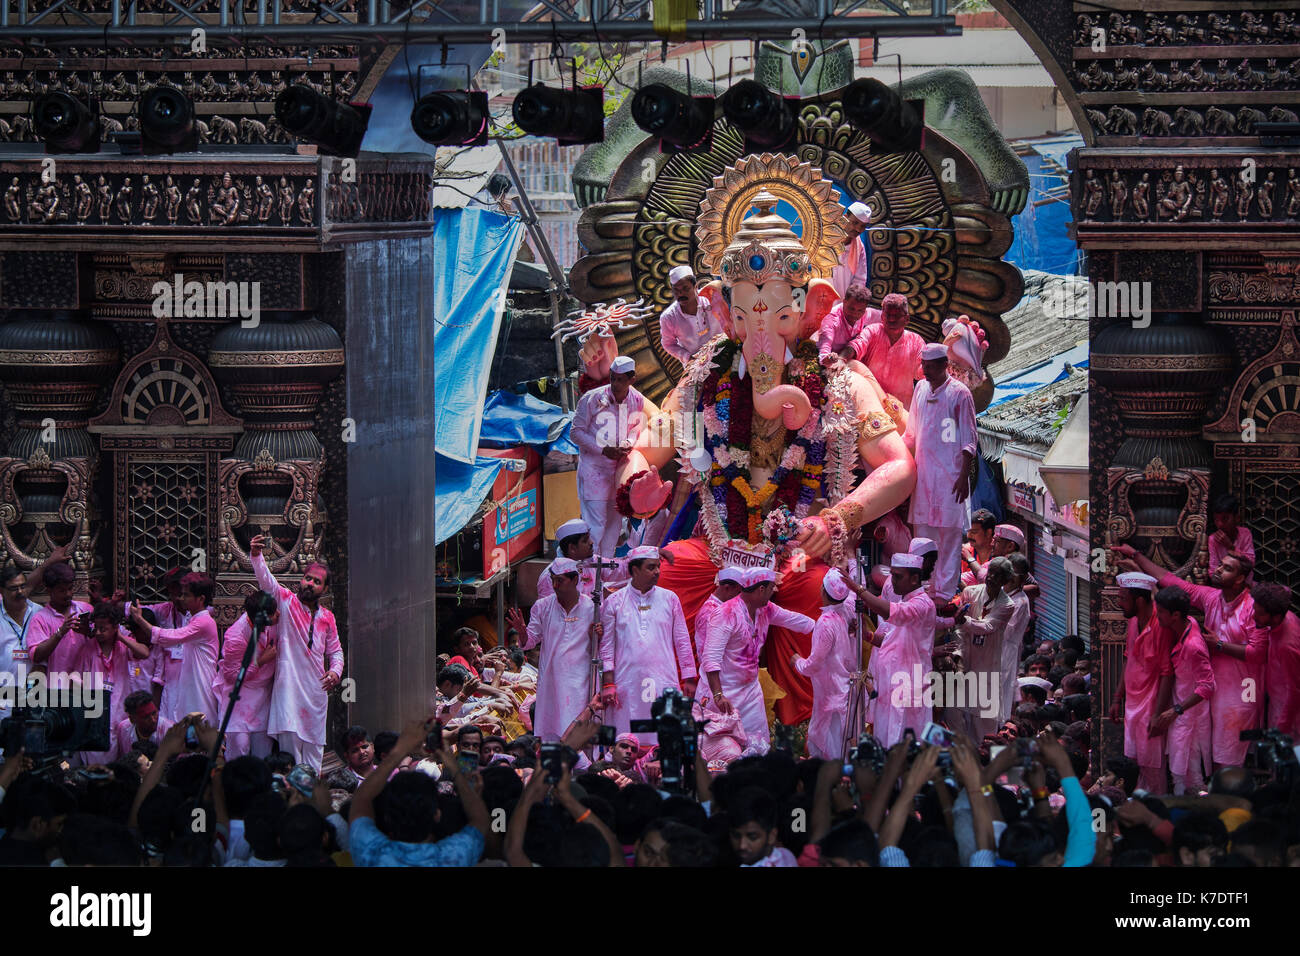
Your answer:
[248,534,344,770]
[1249,583,1300,737]
[791,569,860,760]
[850,293,924,410]
[1116,543,1259,768]
[1107,571,1175,793]
[112,691,173,762]
[904,343,978,603]
[136,568,190,721]
[25,561,93,687]
[571,355,647,559]
[859,553,938,747]
[1148,586,1215,795]
[128,572,220,725]
[214,592,281,760]
[703,567,815,755]
[598,546,697,740]
[953,556,1015,742]
[513,557,599,740]
[1209,493,1255,576]
[817,284,877,367]
[830,201,871,297]
[691,567,744,705]
[75,603,152,765]
[658,265,727,365]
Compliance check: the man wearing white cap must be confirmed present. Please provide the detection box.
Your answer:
[830,201,872,298]
[1107,569,1174,793]
[534,517,627,601]
[516,557,600,739]
[691,567,745,696]
[598,546,697,739]
[658,265,727,366]
[857,552,937,746]
[791,568,862,760]
[571,355,648,558]
[849,293,925,410]
[904,341,977,603]
[701,566,814,755]
[953,555,1016,740]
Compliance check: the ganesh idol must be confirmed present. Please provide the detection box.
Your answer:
[609,155,918,719]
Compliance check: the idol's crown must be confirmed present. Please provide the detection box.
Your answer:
[717,190,811,287]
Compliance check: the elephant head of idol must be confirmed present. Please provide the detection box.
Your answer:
[717,191,816,431]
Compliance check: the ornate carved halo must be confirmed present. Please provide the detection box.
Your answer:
[697,153,847,280]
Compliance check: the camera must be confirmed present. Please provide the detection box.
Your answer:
[595,725,617,748]
[1241,728,1299,786]
[921,721,956,778]
[1,700,112,767]
[851,733,885,774]
[630,688,700,794]
[287,764,316,797]
[539,742,577,784]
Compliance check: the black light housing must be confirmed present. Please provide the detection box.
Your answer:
[32,91,101,154]
[411,90,489,147]
[139,87,197,154]
[720,79,798,151]
[842,78,924,153]
[275,84,371,157]
[631,84,714,154]
[512,84,604,145]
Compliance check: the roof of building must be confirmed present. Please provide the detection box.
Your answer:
[988,269,1088,382]
[978,365,1088,450]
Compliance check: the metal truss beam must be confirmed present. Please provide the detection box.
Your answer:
[0,0,957,43]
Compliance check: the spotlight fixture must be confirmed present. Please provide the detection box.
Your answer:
[842,78,924,153]
[512,84,604,146]
[720,80,797,151]
[275,84,372,158]
[139,86,197,154]
[631,84,714,153]
[32,91,100,154]
[411,90,489,147]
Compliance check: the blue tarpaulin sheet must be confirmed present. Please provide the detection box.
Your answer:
[1006,135,1083,277]
[988,342,1089,408]
[435,456,505,546]
[480,390,574,449]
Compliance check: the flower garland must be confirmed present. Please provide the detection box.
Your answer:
[694,338,832,546]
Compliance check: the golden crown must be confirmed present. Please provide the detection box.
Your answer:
[717,190,811,287]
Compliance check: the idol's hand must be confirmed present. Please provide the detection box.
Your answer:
[794,514,831,560]
[628,466,673,517]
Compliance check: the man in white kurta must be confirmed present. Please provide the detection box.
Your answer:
[249,534,344,770]
[904,343,978,603]
[659,265,727,365]
[830,201,872,297]
[954,556,1015,742]
[691,567,744,706]
[535,518,628,602]
[571,355,648,558]
[598,546,697,740]
[523,558,599,740]
[129,572,220,724]
[860,553,938,747]
[214,595,280,760]
[792,569,860,760]
[703,567,814,756]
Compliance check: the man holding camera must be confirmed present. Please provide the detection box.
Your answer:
[248,533,343,771]
[598,546,696,740]
[703,566,814,756]
[128,572,220,725]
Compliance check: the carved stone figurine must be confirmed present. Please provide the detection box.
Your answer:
[1109,169,1127,217]
[1083,169,1104,219]
[184,178,203,223]
[255,175,274,222]
[1157,165,1193,221]
[73,174,92,221]
[278,176,294,223]
[1258,170,1276,218]
[297,177,315,224]
[210,171,241,225]
[1131,172,1150,219]
[1209,169,1230,220]
[114,176,133,222]
[1236,171,1255,219]
[165,175,181,224]
[4,177,21,221]
[1287,169,1300,219]
[140,174,160,222]
[96,175,111,220]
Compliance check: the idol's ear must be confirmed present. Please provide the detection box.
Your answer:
[799,278,839,340]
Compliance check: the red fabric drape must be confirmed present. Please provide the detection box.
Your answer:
[659,537,827,725]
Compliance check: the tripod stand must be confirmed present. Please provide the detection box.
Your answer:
[841,553,875,765]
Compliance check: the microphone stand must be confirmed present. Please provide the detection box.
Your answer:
[195,609,269,822]
[587,555,621,714]
[841,549,873,765]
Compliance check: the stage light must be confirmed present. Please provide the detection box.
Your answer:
[275,84,371,157]
[720,79,797,151]
[411,90,489,147]
[139,87,197,154]
[842,78,924,153]
[32,91,100,154]
[512,84,604,145]
[631,84,714,153]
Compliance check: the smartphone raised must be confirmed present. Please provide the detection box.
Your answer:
[455,751,479,776]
